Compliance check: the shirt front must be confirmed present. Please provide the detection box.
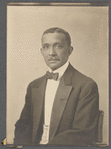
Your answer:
[39,61,69,144]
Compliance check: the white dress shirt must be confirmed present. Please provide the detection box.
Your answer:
[39,61,69,144]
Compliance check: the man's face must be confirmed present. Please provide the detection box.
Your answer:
[41,32,73,71]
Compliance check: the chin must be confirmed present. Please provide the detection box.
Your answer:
[47,63,58,70]
[49,65,60,71]
[50,67,58,71]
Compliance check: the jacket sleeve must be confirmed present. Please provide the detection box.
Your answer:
[13,84,33,146]
[48,81,99,146]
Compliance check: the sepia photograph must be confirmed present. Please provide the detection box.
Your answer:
[6,2,109,147]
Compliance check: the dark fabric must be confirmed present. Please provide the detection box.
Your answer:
[46,71,59,80]
[14,64,99,146]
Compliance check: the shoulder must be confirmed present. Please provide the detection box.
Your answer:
[70,64,98,88]
[70,65,99,98]
[27,74,46,89]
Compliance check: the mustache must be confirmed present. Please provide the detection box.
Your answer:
[48,57,60,61]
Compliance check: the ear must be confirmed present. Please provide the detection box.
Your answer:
[68,46,73,56]
[40,48,43,55]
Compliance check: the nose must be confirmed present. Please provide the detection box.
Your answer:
[49,46,56,56]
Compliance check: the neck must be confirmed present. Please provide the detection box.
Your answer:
[51,62,69,72]
[48,61,69,79]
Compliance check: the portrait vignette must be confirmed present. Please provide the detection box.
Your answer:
[6,2,109,147]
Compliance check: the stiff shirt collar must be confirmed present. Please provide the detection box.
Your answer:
[48,61,69,80]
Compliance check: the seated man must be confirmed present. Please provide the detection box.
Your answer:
[14,27,99,146]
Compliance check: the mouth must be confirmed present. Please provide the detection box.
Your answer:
[48,60,58,63]
[48,59,59,62]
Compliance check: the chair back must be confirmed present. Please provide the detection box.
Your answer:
[97,110,104,143]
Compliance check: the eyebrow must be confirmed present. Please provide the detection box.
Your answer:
[42,42,62,45]
[42,43,49,45]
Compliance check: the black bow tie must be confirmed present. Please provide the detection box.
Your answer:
[46,71,59,81]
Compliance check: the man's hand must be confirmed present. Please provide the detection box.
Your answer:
[1,138,23,148]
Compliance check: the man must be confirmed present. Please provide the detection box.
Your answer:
[14,27,99,146]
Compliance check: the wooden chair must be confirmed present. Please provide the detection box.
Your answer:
[93,110,104,146]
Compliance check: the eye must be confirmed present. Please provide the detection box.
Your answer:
[55,44,62,49]
[43,44,49,49]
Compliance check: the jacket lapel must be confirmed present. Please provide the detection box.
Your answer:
[49,64,74,141]
[32,76,47,143]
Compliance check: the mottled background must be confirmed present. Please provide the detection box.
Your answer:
[7,5,109,145]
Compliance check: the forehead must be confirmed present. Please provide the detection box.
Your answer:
[41,32,67,44]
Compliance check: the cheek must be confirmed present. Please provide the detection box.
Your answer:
[42,51,48,59]
[59,50,69,60]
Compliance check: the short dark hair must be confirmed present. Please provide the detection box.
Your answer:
[42,27,71,46]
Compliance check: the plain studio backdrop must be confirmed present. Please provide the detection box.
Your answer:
[7,5,109,145]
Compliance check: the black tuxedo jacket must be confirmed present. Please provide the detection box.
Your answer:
[14,64,99,146]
